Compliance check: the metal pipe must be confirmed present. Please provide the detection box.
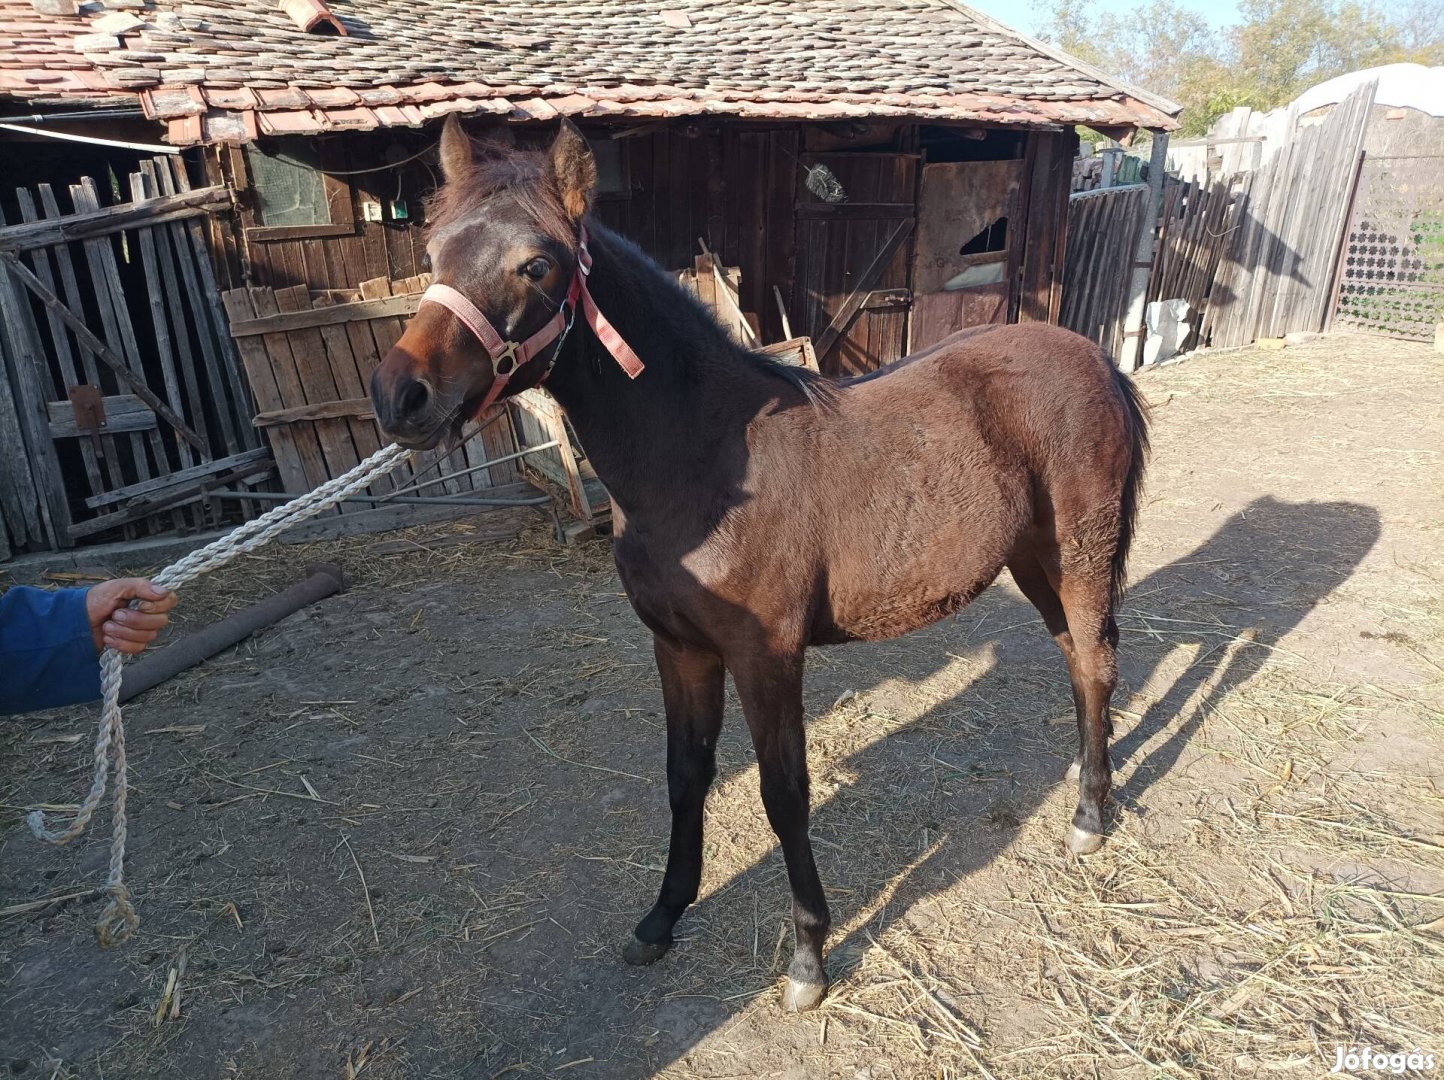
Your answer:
[211,489,552,508]
[1,108,148,123]
[120,564,345,703]
[379,440,561,500]
[0,122,180,154]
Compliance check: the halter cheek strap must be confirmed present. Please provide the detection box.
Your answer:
[418,225,644,419]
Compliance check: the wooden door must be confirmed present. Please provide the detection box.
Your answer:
[792,153,918,377]
[909,159,1025,352]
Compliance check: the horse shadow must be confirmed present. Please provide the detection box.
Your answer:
[629,495,1379,1070]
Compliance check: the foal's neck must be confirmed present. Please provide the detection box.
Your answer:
[542,224,795,524]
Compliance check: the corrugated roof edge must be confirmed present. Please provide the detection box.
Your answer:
[939,0,1183,127]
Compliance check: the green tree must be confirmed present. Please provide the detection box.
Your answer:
[1032,0,1444,134]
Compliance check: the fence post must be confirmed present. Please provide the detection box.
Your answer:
[1118,132,1170,371]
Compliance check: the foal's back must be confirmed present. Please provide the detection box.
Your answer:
[745,322,1136,644]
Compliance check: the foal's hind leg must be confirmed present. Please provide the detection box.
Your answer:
[624,635,725,966]
[729,648,830,1012]
[1008,553,1086,779]
[1054,565,1120,856]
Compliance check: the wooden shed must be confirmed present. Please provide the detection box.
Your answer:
[0,0,1178,556]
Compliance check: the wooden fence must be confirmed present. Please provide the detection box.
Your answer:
[1201,84,1374,348]
[1145,174,1251,353]
[222,275,521,507]
[1058,184,1151,362]
[1060,82,1379,364]
[0,157,264,557]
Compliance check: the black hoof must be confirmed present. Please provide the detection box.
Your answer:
[622,935,671,966]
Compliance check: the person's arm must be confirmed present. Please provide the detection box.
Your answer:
[1,579,177,717]
[0,586,102,715]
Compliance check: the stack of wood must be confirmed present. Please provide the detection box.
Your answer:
[674,248,819,372]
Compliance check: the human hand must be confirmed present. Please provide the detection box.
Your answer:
[85,578,178,655]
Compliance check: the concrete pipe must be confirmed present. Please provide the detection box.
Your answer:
[120,563,345,703]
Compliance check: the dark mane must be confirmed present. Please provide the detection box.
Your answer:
[590,225,838,409]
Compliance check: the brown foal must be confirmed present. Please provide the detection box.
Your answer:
[371,117,1149,1011]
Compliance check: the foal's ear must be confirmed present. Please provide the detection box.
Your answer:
[545,118,597,223]
[438,114,474,185]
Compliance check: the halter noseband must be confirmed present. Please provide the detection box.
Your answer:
[417,225,644,418]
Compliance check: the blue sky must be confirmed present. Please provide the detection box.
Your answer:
[964,0,1245,36]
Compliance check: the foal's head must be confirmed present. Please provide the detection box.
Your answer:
[370,116,596,449]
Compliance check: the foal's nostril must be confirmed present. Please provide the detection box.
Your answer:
[397,378,433,423]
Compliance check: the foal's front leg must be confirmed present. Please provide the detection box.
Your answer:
[623,635,725,966]
[730,648,831,1012]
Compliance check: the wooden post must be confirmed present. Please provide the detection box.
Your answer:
[1118,132,1169,371]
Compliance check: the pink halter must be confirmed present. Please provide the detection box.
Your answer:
[417,225,645,418]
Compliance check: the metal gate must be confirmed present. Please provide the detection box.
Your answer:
[1331,154,1444,341]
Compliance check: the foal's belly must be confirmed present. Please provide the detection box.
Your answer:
[819,559,1006,644]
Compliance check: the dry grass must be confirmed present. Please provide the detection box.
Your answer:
[3,334,1442,1078]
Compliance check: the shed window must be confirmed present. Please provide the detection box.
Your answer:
[245,139,332,227]
[592,139,629,198]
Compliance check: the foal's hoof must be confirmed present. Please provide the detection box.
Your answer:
[1067,825,1104,855]
[622,935,671,966]
[1065,760,1082,782]
[782,978,828,1013]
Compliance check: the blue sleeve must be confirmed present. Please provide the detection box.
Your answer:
[0,586,103,716]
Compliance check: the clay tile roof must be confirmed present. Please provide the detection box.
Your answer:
[0,0,1181,143]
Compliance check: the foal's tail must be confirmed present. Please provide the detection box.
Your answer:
[1109,367,1151,614]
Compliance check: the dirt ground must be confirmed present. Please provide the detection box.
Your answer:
[2,333,1441,1080]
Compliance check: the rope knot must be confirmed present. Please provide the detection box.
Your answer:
[96,884,139,948]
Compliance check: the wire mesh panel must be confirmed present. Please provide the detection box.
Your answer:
[1333,155,1444,340]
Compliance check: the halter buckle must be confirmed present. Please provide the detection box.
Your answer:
[495,340,521,375]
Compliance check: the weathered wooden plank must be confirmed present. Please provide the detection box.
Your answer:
[48,394,158,438]
[165,156,258,452]
[248,285,335,492]
[227,292,422,336]
[0,307,46,549]
[0,203,71,548]
[0,250,207,454]
[221,287,311,495]
[0,185,229,251]
[272,284,361,491]
[71,177,180,533]
[252,396,374,427]
[148,159,241,457]
[129,171,199,473]
[15,188,108,500]
[309,294,389,491]
[85,448,271,510]
[68,457,275,540]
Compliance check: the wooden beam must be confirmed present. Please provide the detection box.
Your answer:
[251,395,375,428]
[68,458,274,539]
[0,186,229,251]
[0,250,208,454]
[227,292,423,337]
[84,448,272,510]
[48,394,158,438]
[814,218,914,362]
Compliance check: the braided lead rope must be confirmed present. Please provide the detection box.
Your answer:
[28,442,410,947]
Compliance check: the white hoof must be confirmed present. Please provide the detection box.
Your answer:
[783,978,827,1012]
[1065,760,1082,781]
[1067,825,1104,854]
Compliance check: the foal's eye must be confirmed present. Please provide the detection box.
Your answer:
[522,257,550,280]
